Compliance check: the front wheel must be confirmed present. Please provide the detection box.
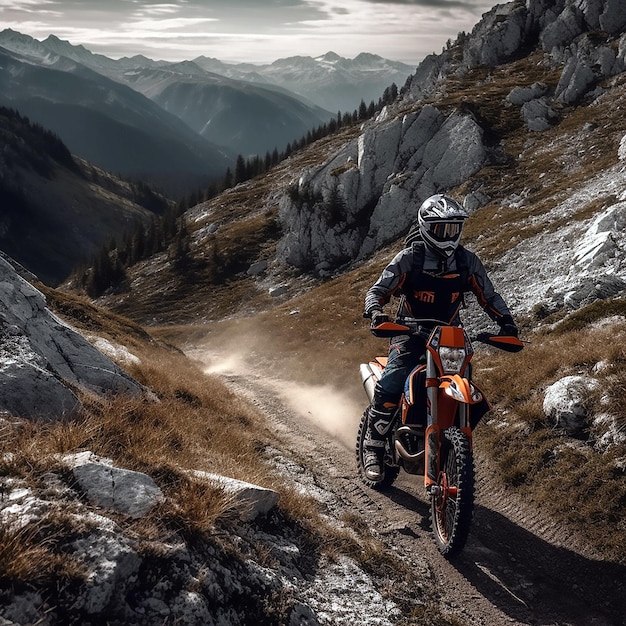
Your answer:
[430,427,474,557]
[356,409,400,490]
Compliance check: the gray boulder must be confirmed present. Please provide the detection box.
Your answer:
[0,256,145,420]
[522,97,558,131]
[527,0,568,31]
[190,470,279,521]
[71,531,142,614]
[543,375,598,435]
[462,3,529,68]
[506,83,549,106]
[540,3,585,52]
[64,451,165,518]
[599,0,626,34]
[555,35,624,104]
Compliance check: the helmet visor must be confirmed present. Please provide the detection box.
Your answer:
[427,220,463,243]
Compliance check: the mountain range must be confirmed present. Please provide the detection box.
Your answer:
[190,51,414,113]
[0,35,231,198]
[0,29,411,194]
[33,33,413,115]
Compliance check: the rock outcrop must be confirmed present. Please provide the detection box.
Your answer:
[543,375,598,435]
[0,453,294,626]
[0,256,144,420]
[277,107,490,274]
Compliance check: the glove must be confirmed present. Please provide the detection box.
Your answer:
[498,315,518,337]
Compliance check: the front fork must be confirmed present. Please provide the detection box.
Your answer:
[424,364,440,491]
[425,424,440,490]
[424,395,471,492]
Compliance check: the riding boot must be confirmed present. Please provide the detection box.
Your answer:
[363,402,396,481]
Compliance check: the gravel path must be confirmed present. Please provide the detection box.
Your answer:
[191,345,626,626]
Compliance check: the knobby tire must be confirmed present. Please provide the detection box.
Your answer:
[431,427,474,557]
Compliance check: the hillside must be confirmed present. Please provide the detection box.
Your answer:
[86,0,626,588]
[0,106,172,285]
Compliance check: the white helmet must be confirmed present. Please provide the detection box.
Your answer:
[417,194,468,257]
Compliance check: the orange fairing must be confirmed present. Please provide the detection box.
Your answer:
[437,326,467,348]
[440,375,483,404]
[376,321,410,333]
[488,336,525,352]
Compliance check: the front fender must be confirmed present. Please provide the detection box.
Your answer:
[440,374,483,404]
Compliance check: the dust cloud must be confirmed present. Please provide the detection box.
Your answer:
[264,378,363,449]
[190,340,365,450]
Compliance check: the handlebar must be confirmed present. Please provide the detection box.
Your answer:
[370,317,525,352]
[370,317,451,339]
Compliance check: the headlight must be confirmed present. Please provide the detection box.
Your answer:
[438,347,466,373]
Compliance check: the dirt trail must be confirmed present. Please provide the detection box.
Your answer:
[193,347,626,626]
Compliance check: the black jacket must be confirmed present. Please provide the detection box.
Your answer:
[364,241,512,325]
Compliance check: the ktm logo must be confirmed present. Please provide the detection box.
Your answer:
[415,290,435,304]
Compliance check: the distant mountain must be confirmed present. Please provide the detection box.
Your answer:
[118,63,332,157]
[41,33,166,74]
[0,30,233,197]
[38,30,413,114]
[192,52,415,113]
[0,106,170,285]
[0,29,335,162]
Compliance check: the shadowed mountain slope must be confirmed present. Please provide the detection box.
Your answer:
[0,106,171,285]
[0,44,232,197]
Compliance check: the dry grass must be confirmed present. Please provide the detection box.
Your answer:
[0,316,282,586]
[0,521,85,590]
[473,312,626,561]
[1,289,418,597]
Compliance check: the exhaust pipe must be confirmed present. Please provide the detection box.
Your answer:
[359,363,378,402]
[394,425,425,462]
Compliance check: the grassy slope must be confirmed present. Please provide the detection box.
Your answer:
[0,285,453,624]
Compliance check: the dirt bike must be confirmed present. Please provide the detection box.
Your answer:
[356,316,524,557]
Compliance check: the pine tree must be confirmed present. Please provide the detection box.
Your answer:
[358,99,368,120]
[234,155,247,184]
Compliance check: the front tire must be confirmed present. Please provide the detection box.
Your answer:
[430,427,474,557]
[356,409,400,490]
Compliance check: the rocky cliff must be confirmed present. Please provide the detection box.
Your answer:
[0,255,144,420]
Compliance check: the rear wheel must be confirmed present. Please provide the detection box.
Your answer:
[356,409,400,490]
[430,427,474,557]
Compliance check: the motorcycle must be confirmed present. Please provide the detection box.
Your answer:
[356,316,524,557]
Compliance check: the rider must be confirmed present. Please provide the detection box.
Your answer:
[362,193,518,481]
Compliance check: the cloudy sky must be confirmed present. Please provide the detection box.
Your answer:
[2,0,496,65]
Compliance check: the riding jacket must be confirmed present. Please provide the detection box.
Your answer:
[364,241,512,326]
